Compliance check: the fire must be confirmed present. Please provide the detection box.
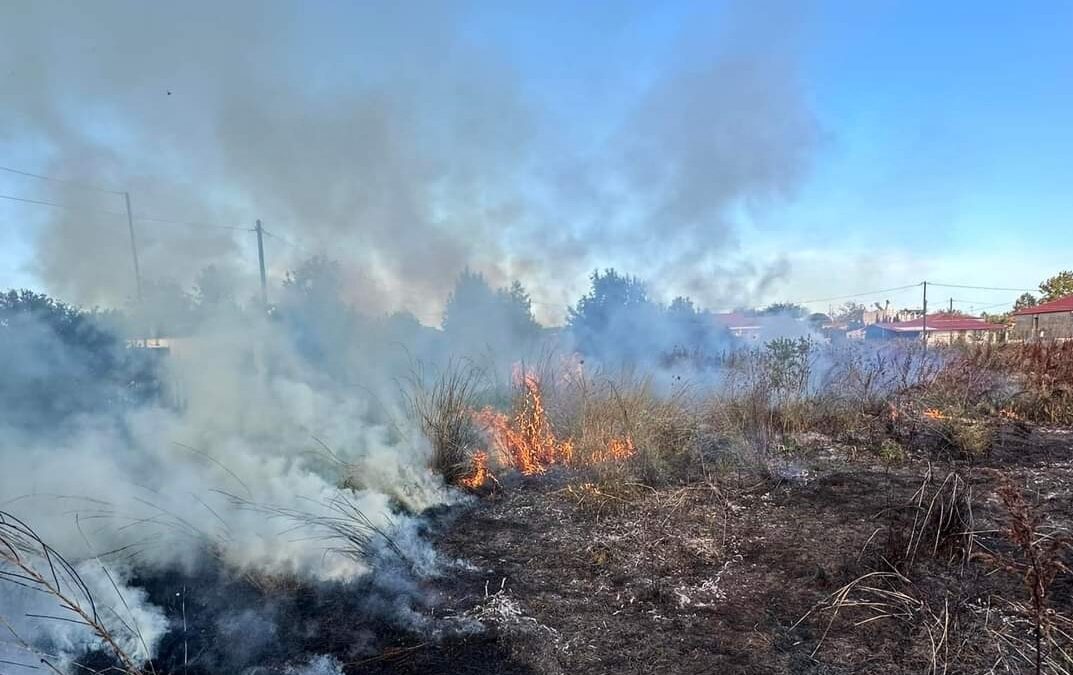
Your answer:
[472,371,574,475]
[923,408,947,420]
[468,369,633,480]
[589,436,636,463]
[460,451,491,489]
[998,408,1023,421]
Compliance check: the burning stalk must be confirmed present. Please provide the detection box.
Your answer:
[459,451,493,490]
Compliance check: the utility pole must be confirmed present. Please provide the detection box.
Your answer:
[123,192,143,303]
[255,219,268,310]
[949,297,953,313]
[922,281,928,354]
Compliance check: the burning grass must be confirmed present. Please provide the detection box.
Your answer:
[10,341,1073,674]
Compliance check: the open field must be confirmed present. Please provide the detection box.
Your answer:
[5,341,1073,674]
[406,429,1073,674]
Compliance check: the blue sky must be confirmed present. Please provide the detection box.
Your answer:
[1,1,1071,319]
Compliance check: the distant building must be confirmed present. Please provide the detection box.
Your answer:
[1010,295,1073,342]
[864,314,1006,344]
[861,301,922,326]
[712,313,812,343]
[712,313,765,341]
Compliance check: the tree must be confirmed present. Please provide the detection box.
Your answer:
[441,269,541,359]
[1014,293,1039,311]
[278,256,355,373]
[136,278,197,337]
[759,302,808,318]
[282,255,343,302]
[567,269,730,365]
[1039,271,1073,302]
[0,290,159,429]
[835,301,866,321]
[193,264,237,310]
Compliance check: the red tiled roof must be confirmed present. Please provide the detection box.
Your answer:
[1012,295,1073,316]
[870,314,1005,333]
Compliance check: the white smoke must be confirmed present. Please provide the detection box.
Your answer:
[0,560,168,669]
[0,309,457,667]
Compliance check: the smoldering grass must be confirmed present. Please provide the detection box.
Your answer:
[218,492,415,575]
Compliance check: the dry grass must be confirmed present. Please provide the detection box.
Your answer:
[980,472,1073,675]
[403,360,488,486]
[551,368,700,484]
[0,510,151,674]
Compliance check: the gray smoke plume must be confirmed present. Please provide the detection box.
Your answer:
[0,3,821,668]
[0,0,818,317]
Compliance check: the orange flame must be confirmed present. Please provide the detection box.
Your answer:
[460,451,491,489]
[589,436,636,464]
[467,370,637,484]
[472,371,574,475]
[923,408,947,420]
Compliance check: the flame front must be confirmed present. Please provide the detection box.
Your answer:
[472,372,573,475]
[469,370,632,479]
[460,451,490,489]
[923,408,947,420]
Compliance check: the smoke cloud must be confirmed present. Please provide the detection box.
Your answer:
[0,0,818,317]
[0,2,823,669]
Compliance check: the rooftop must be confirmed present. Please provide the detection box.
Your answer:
[1012,295,1073,316]
[869,313,1005,333]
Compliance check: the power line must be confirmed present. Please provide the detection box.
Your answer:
[0,192,124,215]
[0,192,250,232]
[260,228,306,250]
[792,283,921,306]
[0,164,123,195]
[950,297,1018,306]
[136,214,252,232]
[967,300,1017,311]
[929,282,1037,293]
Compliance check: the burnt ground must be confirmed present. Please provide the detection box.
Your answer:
[364,429,1073,675]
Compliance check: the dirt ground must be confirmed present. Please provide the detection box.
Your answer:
[362,428,1073,675]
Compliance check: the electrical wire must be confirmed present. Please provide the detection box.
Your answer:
[791,283,922,306]
[260,229,306,250]
[929,282,1037,293]
[0,164,123,194]
[0,192,124,215]
[1,192,251,232]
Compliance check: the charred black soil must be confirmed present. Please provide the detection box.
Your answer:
[385,431,1073,674]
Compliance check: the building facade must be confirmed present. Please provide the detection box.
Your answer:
[864,314,1006,344]
[1010,296,1073,341]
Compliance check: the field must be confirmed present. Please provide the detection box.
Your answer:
[386,340,1073,674]
[408,430,1073,674]
[4,340,1073,674]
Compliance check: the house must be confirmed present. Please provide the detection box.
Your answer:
[712,312,812,343]
[860,301,923,326]
[864,313,1006,344]
[1010,295,1073,342]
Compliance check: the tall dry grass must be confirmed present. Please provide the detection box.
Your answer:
[403,360,488,486]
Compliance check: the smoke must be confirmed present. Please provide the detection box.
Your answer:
[0,2,823,668]
[0,301,457,669]
[0,0,819,317]
[0,560,169,669]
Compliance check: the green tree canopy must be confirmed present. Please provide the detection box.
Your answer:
[1013,292,1038,311]
[1039,271,1073,302]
